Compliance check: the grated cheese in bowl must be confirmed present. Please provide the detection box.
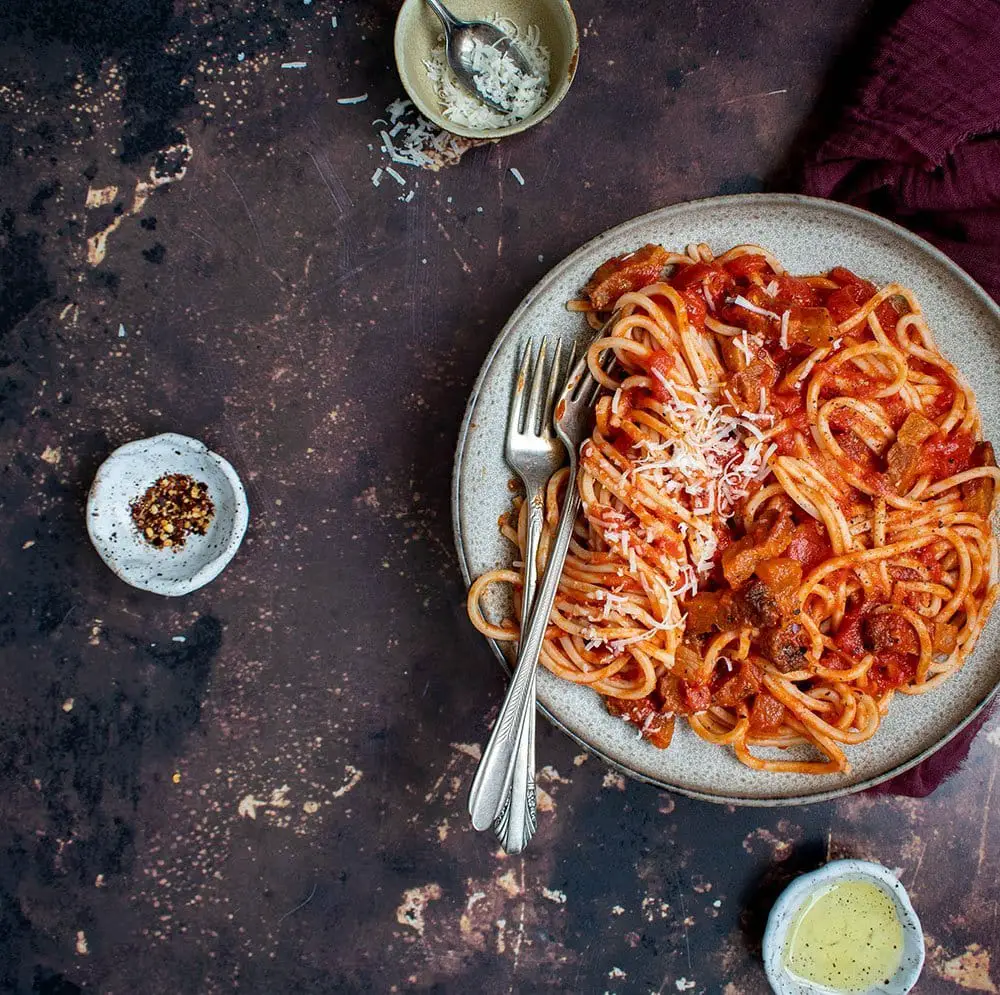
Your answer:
[423,15,550,130]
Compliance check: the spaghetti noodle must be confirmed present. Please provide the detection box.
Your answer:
[468,243,999,774]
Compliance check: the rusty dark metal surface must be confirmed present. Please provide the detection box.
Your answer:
[1,1,998,992]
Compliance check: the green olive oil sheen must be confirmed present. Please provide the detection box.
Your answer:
[783,880,904,991]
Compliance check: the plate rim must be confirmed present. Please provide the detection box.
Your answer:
[451,191,1000,806]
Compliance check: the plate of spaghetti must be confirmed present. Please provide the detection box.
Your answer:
[454,194,1000,804]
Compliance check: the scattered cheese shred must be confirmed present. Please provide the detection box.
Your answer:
[732,295,780,320]
[337,94,368,105]
[509,167,525,185]
[369,98,477,173]
[385,166,406,186]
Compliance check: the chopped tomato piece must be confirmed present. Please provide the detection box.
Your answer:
[724,254,773,280]
[681,681,712,713]
[771,390,805,417]
[825,287,862,324]
[785,519,832,573]
[605,695,675,748]
[933,622,959,655]
[913,431,975,483]
[724,353,778,413]
[772,429,800,458]
[722,508,796,588]
[775,274,819,307]
[712,660,762,708]
[646,350,676,403]
[828,267,878,298]
[833,597,872,659]
[611,432,634,455]
[753,557,803,614]
[671,261,729,297]
[786,306,835,348]
[865,652,917,696]
[658,674,686,713]
[680,287,708,332]
[825,270,878,323]
[878,391,909,430]
[749,692,786,731]
[684,592,725,635]
[875,299,903,335]
[585,244,670,311]
[962,441,996,517]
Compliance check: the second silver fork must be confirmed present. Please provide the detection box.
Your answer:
[468,336,567,853]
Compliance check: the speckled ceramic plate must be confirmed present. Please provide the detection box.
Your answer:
[87,433,249,597]
[452,193,1000,805]
[763,859,924,993]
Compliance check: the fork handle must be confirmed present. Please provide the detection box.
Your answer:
[468,462,580,838]
[491,666,537,853]
[468,490,542,831]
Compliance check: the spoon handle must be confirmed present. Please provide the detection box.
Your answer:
[425,0,460,30]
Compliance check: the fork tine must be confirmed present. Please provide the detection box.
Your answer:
[541,339,564,437]
[508,340,533,445]
[524,338,548,435]
[568,349,590,401]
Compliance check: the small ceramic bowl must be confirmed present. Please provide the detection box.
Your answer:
[86,433,249,597]
[763,859,925,995]
[394,0,579,140]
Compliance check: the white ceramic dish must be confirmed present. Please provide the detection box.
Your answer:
[452,192,1000,805]
[763,859,924,994]
[87,432,249,596]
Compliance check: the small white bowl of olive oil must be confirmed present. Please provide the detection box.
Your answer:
[763,859,924,995]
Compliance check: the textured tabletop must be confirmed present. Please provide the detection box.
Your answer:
[1,1,998,992]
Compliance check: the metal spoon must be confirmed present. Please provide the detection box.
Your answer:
[424,0,534,113]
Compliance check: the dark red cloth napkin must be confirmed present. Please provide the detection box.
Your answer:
[799,0,1000,795]
[801,0,1000,302]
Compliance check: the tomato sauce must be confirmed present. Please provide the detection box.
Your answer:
[915,431,974,482]
[646,350,676,402]
[865,652,917,696]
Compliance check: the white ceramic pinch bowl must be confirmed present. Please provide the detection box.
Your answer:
[763,859,925,995]
[87,432,249,596]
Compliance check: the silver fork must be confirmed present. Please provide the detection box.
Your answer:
[468,336,567,852]
[469,337,605,853]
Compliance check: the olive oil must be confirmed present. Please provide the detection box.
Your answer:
[784,880,904,991]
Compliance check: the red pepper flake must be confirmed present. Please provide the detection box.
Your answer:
[130,473,215,550]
